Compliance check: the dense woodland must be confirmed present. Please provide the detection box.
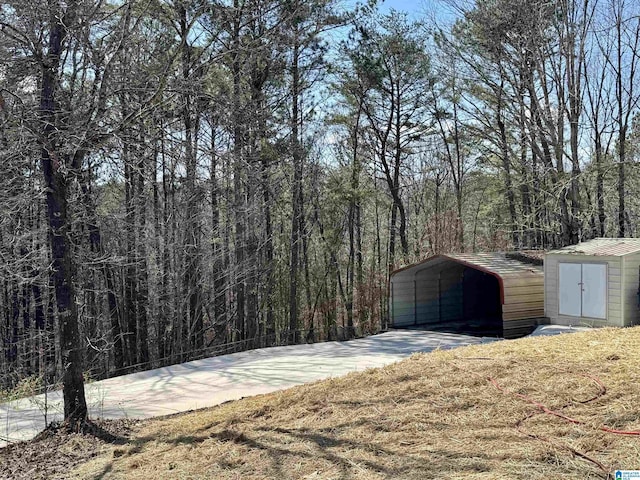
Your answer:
[1,0,640,424]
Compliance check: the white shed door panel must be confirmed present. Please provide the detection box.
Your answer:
[559,263,582,317]
[581,263,607,319]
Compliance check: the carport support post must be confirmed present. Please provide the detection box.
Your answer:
[390,282,394,328]
[438,273,442,323]
[414,280,417,326]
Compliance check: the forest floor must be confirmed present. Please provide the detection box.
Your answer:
[3,326,640,479]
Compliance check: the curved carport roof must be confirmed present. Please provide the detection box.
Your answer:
[390,253,544,305]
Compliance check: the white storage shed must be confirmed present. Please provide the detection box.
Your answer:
[544,238,640,327]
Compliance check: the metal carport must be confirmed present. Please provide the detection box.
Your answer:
[390,253,545,338]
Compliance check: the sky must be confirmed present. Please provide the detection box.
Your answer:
[377,0,460,26]
[339,0,461,24]
[379,0,427,15]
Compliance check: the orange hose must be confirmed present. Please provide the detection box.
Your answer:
[485,375,640,436]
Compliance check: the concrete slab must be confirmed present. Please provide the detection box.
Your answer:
[529,325,592,336]
[0,330,492,447]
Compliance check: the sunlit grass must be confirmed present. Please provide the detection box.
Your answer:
[72,327,640,479]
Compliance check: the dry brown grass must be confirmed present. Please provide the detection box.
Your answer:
[72,327,640,479]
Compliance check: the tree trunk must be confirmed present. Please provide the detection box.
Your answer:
[210,119,227,343]
[231,1,246,345]
[180,4,203,352]
[289,24,302,344]
[496,80,518,247]
[346,102,362,339]
[618,129,626,237]
[123,138,137,367]
[595,132,606,237]
[393,83,409,258]
[39,4,87,425]
[159,118,172,361]
[135,135,149,363]
[260,134,275,345]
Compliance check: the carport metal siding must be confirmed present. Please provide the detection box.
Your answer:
[448,254,544,324]
[391,260,464,327]
[390,253,544,334]
[415,263,442,325]
[390,280,414,327]
[501,273,545,320]
[438,263,464,323]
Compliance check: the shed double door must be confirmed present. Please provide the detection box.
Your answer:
[558,263,607,319]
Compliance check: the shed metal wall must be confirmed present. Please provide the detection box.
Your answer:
[622,253,640,326]
[544,254,623,327]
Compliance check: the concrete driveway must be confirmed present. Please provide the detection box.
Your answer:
[0,330,491,447]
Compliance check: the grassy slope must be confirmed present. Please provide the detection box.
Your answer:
[71,327,640,479]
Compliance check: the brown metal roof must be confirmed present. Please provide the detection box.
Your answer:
[391,252,542,280]
[547,238,640,257]
[445,253,543,278]
[390,252,544,306]
[505,250,545,265]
